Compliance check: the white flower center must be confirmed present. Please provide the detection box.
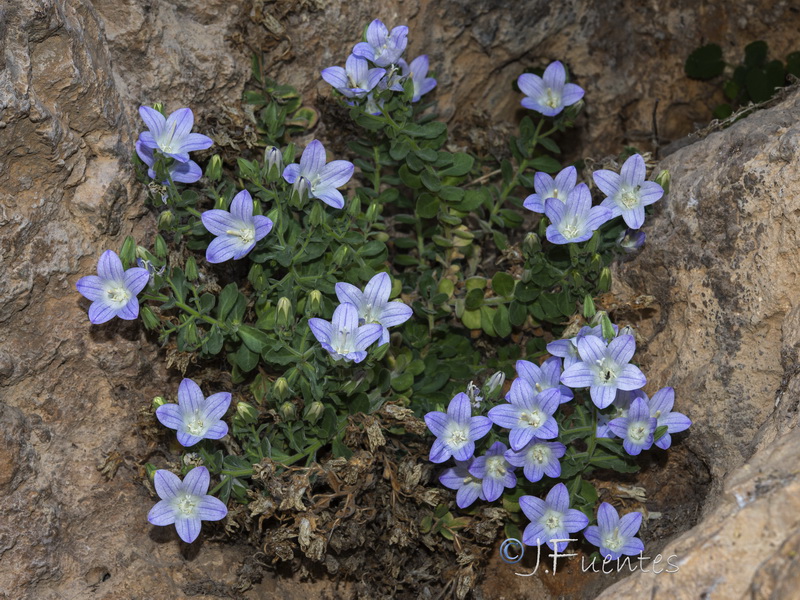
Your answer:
[487,455,507,478]
[176,493,198,516]
[226,225,255,245]
[544,509,562,531]
[186,412,206,436]
[520,409,543,428]
[333,329,353,355]
[446,424,470,450]
[158,120,178,154]
[628,422,647,442]
[595,358,618,384]
[618,188,640,209]
[543,88,561,109]
[363,301,380,323]
[529,444,549,464]
[106,285,131,307]
[561,218,581,239]
[604,529,623,550]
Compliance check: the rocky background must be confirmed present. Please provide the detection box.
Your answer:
[2,0,799,598]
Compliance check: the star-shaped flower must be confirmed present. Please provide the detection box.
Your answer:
[487,380,560,450]
[335,272,412,346]
[147,466,228,543]
[137,106,213,164]
[523,166,578,214]
[647,387,692,449]
[282,140,354,209]
[439,457,485,509]
[321,54,386,99]
[584,503,644,560]
[76,250,150,324]
[560,334,647,409]
[520,483,589,552]
[608,397,657,455]
[308,302,383,363]
[155,378,231,447]
[135,140,202,185]
[516,357,574,404]
[517,61,584,117]
[505,438,566,483]
[424,392,492,464]
[469,441,516,502]
[593,154,664,229]
[398,55,437,102]
[545,183,612,245]
[201,189,273,263]
[352,19,408,67]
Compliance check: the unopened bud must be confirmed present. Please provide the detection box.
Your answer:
[157,210,175,230]
[152,102,165,116]
[654,169,670,195]
[154,234,168,259]
[306,290,322,317]
[372,231,389,242]
[185,256,198,282]
[236,401,259,425]
[291,176,310,208]
[305,401,325,424]
[276,297,293,329]
[141,306,160,330]
[215,195,228,210]
[309,201,326,227]
[205,154,222,182]
[619,325,635,338]
[279,401,296,421]
[332,244,349,266]
[598,267,612,292]
[347,195,361,217]
[583,294,597,319]
[152,396,168,410]
[564,99,585,120]
[483,371,506,398]
[265,146,283,181]
[366,202,380,222]
[273,377,290,402]
[523,232,541,257]
[120,236,137,267]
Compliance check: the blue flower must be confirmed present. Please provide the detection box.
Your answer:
[547,324,619,370]
[617,228,647,252]
[647,387,692,450]
[595,389,641,438]
[516,357,574,404]
[505,438,566,483]
[424,392,492,464]
[545,183,612,245]
[352,20,408,67]
[520,483,589,552]
[335,272,412,346]
[523,166,578,214]
[469,441,516,502]
[321,54,386,99]
[584,503,644,560]
[399,55,437,102]
[308,302,383,363]
[439,457,485,509]
[201,190,273,263]
[517,61,584,117]
[76,250,150,324]
[487,380,560,450]
[137,106,213,164]
[147,466,228,543]
[155,378,231,447]
[135,140,202,184]
[560,334,647,409]
[282,140,354,209]
[593,154,664,229]
[608,397,657,455]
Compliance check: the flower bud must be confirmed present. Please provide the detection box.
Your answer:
[483,371,506,399]
[140,306,160,330]
[276,297,293,329]
[265,146,283,181]
[157,210,175,230]
[332,244,349,266]
[154,234,168,259]
[583,294,597,319]
[309,201,326,227]
[215,195,228,210]
[654,169,670,195]
[564,99,585,120]
[619,325,635,338]
[236,401,259,425]
[291,176,310,208]
[347,195,362,217]
[152,102,165,116]
[616,228,646,253]
[372,231,389,243]
[272,377,290,402]
[305,401,325,425]
[279,401,296,421]
[523,232,541,257]
[205,154,222,182]
[365,201,380,222]
[120,236,137,267]
[306,290,322,317]
[152,396,168,410]
[598,267,612,292]
[185,256,199,282]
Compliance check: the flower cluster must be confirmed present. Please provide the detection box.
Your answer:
[425,316,691,557]
[309,272,412,362]
[147,378,231,543]
[321,19,436,112]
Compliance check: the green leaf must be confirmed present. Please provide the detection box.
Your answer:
[745,66,774,103]
[465,288,484,310]
[415,147,439,162]
[492,304,512,338]
[238,325,271,353]
[712,103,733,120]
[528,155,561,173]
[744,40,768,68]
[514,281,540,303]
[398,165,422,189]
[455,189,485,212]
[416,194,440,218]
[391,372,414,392]
[235,344,259,372]
[439,153,474,176]
[437,186,464,203]
[491,272,515,297]
[787,51,800,78]
[217,283,239,321]
[538,136,561,154]
[461,308,481,329]
[389,138,412,161]
[685,43,725,80]
[508,301,528,326]
[723,79,740,101]
[420,170,442,192]
[480,306,497,336]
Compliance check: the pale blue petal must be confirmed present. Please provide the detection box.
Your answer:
[313,187,345,209]
[178,378,205,413]
[230,190,253,221]
[97,250,124,282]
[621,154,646,186]
[156,404,183,430]
[183,466,210,497]
[148,500,177,526]
[308,318,333,344]
[154,470,183,500]
[76,275,105,301]
[201,210,239,236]
[175,516,201,543]
[379,302,412,327]
[88,300,117,325]
[593,170,621,197]
[299,140,326,177]
[196,496,227,521]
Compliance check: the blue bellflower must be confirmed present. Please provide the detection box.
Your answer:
[560,334,647,409]
[308,302,383,363]
[647,387,692,450]
[201,190,273,263]
[424,392,492,463]
[516,357,574,404]
[593,154,664,229]
[488,380,560,450]
[147,466,228,544]
[282,140,354,209]
[155,378,231,447]
[517,61,584,117]
[595,389,640,438]
[335,272,412,346]
[608,397,657,455]
[135,140,202,184]
[523,166,578,214]
[545,183,612,245]
[352,20,408,67]
[321,54,386,99]
[547,324,619,371]
[520,483,589,552]
[138,106,213,163]
[439,457,485,509]
[76,250,150,324]
[584,503,645,560]
[469,441,516,502]
[505,438,566,483]
[398,55,437,102]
